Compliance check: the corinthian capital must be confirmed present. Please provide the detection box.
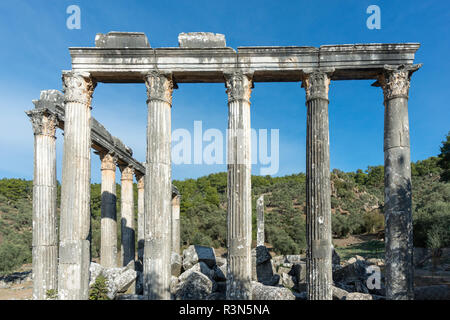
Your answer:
[120,165,135,181]
[224,72,253,103]
[136,174,144,190]
[144,72,174,105]
[302,69,333,102]
[374,64,422,102]
[26,109,58,137]
[62,71,96,106]
[99,152,118,171]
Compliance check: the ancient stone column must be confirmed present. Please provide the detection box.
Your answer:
[120,165,135,267]
[302,70,333,300]
[26,109,58,300]
[256,195,265,247]
[225,72,253,300]
[376,64,421,300]
[171,192,181,254]
[58,71,95,300]
[136,173,145,267]
[99,151,118,268]
[143,71,174,300]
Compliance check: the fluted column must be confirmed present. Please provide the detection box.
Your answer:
[136,173,145,267]
[143,71,174,300]
[302,70,333,300]
[120,165,135,267]
[225,72,253,300]
[375,64,421,300]
[99,151,117,268]
[256,195,265,247]
[171,193,181,254]
[58,71,95,300]
[26,109,58,300]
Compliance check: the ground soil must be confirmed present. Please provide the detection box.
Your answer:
[1,236,449,299]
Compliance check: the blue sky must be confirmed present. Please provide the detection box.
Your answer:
[0,0,448,183]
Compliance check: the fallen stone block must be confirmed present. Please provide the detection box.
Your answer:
[175,271,213,300]
[213,264,226,282]
[89,261,137,300]
[284,255,305,264]
[280,272,295,289]
[215,281,227,293]
[115,294,145,300]
[178,32,226,48]
[345,292,373,300]
[289,262,306,284]
[206,292,226,300]
[251,281,295,300]
[215,256,226,267]
[333,259,368,283]
[170,276,179,296]
[256,246,272,265]
[95,31,150,48]
[182,245,216,270]
[332,285,349,300]
[293,291,307,300]
[414,285,450,300]
[332,247,341,265]
[171,252,182,277]
[189,262,215,280]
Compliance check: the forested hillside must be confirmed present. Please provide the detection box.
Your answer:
[0,132,449,274]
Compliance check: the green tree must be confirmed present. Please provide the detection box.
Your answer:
[438,131,450,182]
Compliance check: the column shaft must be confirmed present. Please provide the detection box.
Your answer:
[120,165,135,267]
[225,72,253,300]
[58,71,95,300]
[303,71,333,300]
[27,110,58,300]
[378,64,420,300]
[256,195,265,247]
[143,72,173,300]
[171,195,181,254]
[99,152,117,268]
[137,174,145,266]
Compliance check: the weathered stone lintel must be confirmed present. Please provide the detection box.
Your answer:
[95,31,150,48]
[69,43,420,82]
[29,90,145,175]
[178,32,226,48]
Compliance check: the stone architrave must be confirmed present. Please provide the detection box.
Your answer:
[224,71,253,300]
[375,64,421,300]
[302,69,333,300]
[26,109,58,300]
[143,71,174,300]
[58,71,96,300]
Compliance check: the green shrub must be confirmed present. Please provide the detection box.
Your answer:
[266,225,299,255]
[362,212,385,233]
[46,289,58,300]
[0,241,31,274]
[89,274,110,300]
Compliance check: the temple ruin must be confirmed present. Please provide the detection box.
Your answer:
[26,31,421,300]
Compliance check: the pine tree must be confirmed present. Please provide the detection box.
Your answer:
[438,131,450,182]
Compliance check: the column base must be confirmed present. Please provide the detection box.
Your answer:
[58,240,90,300]
[32,245,58,300]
